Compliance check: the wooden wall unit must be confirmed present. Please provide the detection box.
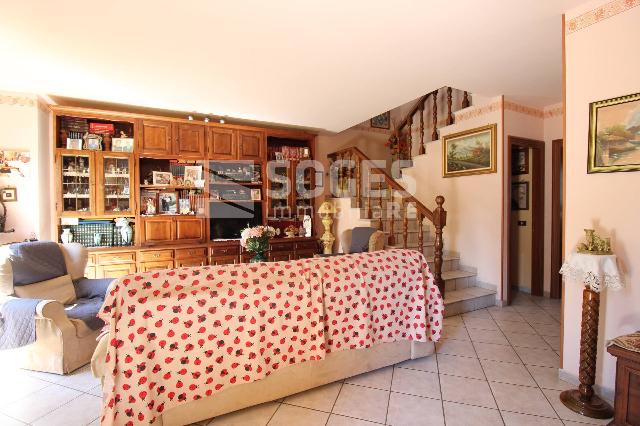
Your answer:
[52,104,319,275]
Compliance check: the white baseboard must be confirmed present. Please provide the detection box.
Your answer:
[558,369,614,404]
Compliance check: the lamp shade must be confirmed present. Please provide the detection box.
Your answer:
[318,201,336,215]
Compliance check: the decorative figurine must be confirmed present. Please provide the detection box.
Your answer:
[115,217,133,245]
[577,229,612,255]
[60,228,73,244]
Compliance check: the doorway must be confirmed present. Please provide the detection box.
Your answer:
[506,136,545,303]
[550,139,563,299]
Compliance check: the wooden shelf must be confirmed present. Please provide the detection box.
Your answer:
[209,199,263,203]
[140,185,204,190]
[209,181,263,186]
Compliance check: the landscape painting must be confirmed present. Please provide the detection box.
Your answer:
[589,92,640,173]
[442,124,497,177]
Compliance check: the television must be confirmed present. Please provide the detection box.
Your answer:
[210,202,262,240]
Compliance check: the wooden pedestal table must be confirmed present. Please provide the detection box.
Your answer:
[559,252,623,419]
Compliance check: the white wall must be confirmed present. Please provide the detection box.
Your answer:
[0,91,51,243]
[562,0,640,396]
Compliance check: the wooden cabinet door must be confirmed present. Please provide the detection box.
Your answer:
[207,128,237,160]
[294,249,316,260]
[210,256,238,266]
[141,217,174,245]
[268,251,292,262]
[238,130,265,160]
[139,260,174,272]
[175,257,207,267]
[96,153,135,216]
[174,217,205,243]
[56,150,96,217]
[97,263,136,279]
[173,123,205,158]
[139,120,173,155]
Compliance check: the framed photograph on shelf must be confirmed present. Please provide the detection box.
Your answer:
[66,138,83,150]
[183,165,202,186]
[152,171,172,186]
[511,181,529,210]
[83,134,103,151]
[111,138,134,152]
[158,191,178,214]
[250,189,262,201]
[370,111,391,129]
[210,189,220,200]
[588,92,640,173]
[179,198,191,214]
[442,123,497,178]
[512,147,529,175]
[0,187,17,202]
[140,191,157,215]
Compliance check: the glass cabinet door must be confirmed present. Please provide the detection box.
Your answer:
[59,152,94,216]
[99,154,133,215]
[267,161,291,217]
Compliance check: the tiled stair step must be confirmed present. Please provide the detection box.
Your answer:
[425,254,460,273]
[443,287,496,317]
[442,269,477,292]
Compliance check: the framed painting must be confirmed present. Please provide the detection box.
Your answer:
[512,147,529,175]
[511,181,529,210]
[442,123,497,177]
[370,111,390,129]
[588,92,640,173]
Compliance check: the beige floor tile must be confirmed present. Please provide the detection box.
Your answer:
[541,335,561,351]
[387,392,444,426]
[504,331,550,349]
[436,339,477,358]
[0,413,26,426]
[489,311,527,323]
[209,402,279,425]
[32,394,101,426]
[442,401,503,426]
[0,374,50,407]
[514,347,560,368]
[525,365,572,391]
[283,382,342,412]
[444,316,464,327]
[463,317,499,331]
[269,404,328,426]
[51,365,101,392]
[473,342,522,363]
[439,374,497,409]
[391,368,441,399]
[332,384,389,423]
[0,384,82,423]
[501,411,562,425]
[480,359,536,386]
[87,385,103,398]
[326,414,379,425]
[463,309,492,319]
[489,382,556,418]
[521,312,558,325]
[441,325,470,341]
[540,389,611,425]
[437,353,485,379]
[495,320,536,334]
[531,323,561,337]
[396,355,438,373]
[345,366,392,390]
[468,328,510,345]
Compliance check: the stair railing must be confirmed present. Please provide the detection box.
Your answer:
[389,87,470,160]
[328,146,447,296]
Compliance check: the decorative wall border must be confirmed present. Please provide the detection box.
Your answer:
[0,94,36,108]
[454,101,501,122]
[566,0,640,35]
[504,101,545,119]
[543,104,564,119]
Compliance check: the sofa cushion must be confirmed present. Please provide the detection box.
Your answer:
[66,297,105,334]
[14,274,76,305]
[73,278,113,300]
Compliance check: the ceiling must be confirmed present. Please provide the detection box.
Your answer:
[0,1,586,132]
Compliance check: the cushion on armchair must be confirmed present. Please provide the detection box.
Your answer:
[349,227,378,253]
[14,274,76,304]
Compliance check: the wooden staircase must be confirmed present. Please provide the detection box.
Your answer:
[327,88,496,316]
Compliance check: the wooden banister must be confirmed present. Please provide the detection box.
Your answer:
[328,146,447,296]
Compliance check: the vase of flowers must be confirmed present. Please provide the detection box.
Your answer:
[240,225,276,263]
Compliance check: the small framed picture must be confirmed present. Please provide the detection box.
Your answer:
[179,198,191,214]
[183,165,202,186]
[152,171,172,186]
[111,138,135,152]
[370,111,391,129]
[250,188,262,201]
[512,147,529,175]
[141,191,157,215]
[158,191,178,214]
[84,134,103,151]
[66,138,83,150]
[274,152,284,161]
[1,187,17,202]
[511,182,529,210]
[210,189,220,200]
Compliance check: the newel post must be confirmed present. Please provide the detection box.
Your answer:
[433,195,447,296]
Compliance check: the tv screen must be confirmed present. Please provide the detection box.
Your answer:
[210,202,262,240]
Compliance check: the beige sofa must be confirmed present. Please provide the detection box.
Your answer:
[0,243,104,374]
[92,337,434,426]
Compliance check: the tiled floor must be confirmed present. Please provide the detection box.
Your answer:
[0,293,611,425]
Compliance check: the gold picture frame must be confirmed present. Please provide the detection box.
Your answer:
[442,123,497,177]
[588,92,640,174]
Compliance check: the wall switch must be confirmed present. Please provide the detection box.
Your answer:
[518,220,527,226]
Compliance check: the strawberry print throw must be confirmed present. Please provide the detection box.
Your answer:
[98,249,443,425]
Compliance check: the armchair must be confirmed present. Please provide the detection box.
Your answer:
[0,242,113,374]
[321,226,385,256]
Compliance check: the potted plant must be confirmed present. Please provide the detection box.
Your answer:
[240,225,276,263]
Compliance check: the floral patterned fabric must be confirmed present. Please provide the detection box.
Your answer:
[98,249,443,425]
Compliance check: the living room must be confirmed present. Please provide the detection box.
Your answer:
[0,1,638,425]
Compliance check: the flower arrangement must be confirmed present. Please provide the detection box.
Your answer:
[240,225,276,262]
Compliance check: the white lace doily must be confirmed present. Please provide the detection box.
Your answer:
[560,252,623,293]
